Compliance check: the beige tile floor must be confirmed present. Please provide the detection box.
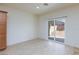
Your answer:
[0,39,79,55]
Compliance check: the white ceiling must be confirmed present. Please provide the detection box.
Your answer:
[1,3,76,15]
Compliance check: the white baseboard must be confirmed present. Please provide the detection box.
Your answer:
[7,38,37,47]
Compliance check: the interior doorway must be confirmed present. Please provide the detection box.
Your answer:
[48,17,66,43]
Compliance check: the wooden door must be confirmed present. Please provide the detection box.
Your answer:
[0,11,7,50]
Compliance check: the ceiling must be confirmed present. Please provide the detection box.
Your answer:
[1,3,77,15]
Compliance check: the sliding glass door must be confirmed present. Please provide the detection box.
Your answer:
[55,19,65,42]
[48,20,55,40]
[48,17,65,43]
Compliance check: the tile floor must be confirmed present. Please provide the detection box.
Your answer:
[0,39,79,55]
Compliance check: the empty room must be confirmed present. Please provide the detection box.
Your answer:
[0,3,79,55]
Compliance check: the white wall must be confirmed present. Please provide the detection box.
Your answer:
[38,5,79,48]
[0,5,37,46]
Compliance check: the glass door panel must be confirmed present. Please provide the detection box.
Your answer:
[55,19,65,43]
[48,21,55,40]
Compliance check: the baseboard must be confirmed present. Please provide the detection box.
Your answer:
[64,43,79,52]
[7,38,37,47]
